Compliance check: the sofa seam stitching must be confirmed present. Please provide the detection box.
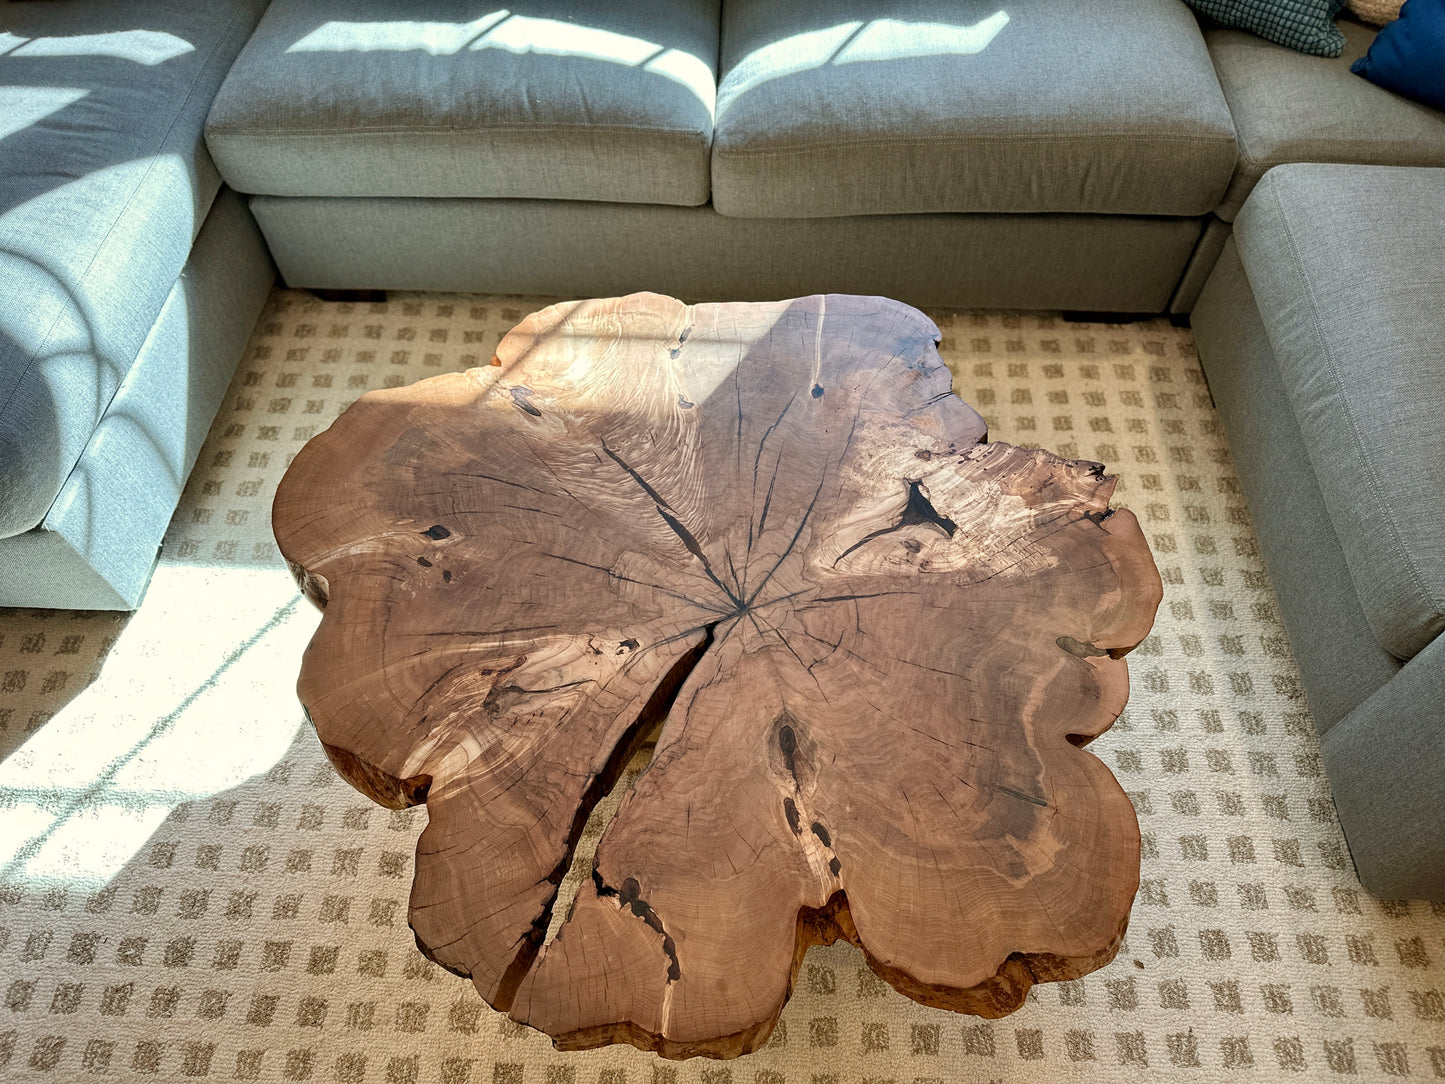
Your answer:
[711,133,1240,158]
[208,124,711,139]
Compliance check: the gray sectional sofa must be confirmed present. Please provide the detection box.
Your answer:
[1,0,1441,897]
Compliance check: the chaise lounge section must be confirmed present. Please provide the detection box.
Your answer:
[1191,163,1445,900]
[0,0,275,608]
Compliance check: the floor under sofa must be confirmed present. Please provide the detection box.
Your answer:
[0,288,1442,1083]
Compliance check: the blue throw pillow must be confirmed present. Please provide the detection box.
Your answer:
[1185,0,1347,55]
[1351,0,1445,109]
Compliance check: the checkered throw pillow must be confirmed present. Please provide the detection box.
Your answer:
[1186,0,1348,54]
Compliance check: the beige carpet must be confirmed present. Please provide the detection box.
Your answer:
[1,291,1442,1083]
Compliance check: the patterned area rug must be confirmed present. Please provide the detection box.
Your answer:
[1,291,1442,1083]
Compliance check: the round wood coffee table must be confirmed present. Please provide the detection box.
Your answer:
[272,293,1161,1059]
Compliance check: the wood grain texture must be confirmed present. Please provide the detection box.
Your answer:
[272,293,1162,1059]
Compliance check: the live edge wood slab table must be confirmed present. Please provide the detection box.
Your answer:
[272,294,1162,1059]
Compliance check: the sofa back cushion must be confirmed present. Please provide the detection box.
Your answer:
[206,0,720,206]
[0,0,270,539]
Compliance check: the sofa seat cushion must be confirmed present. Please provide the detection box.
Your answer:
[711,0,1237,218]
[1233,164,1445,661]
[0,0,270,539]
[1205,19,1445,220]
[205,0,720,205]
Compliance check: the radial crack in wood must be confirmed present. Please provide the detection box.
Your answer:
[272,293,1162,1060]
